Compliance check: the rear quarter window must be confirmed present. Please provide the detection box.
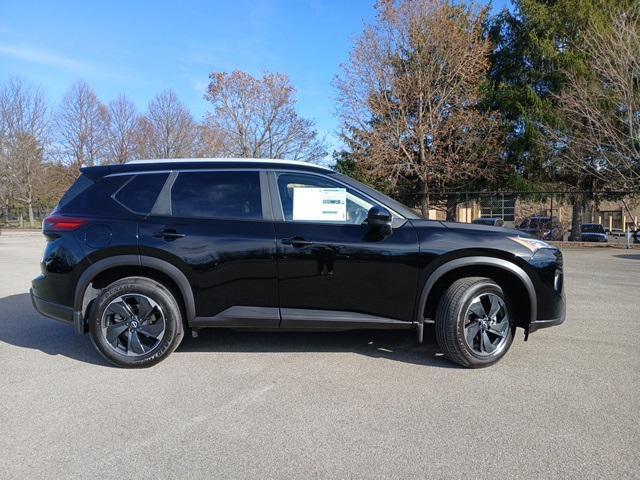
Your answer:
[59,175,132,216]
[56,174,94,209]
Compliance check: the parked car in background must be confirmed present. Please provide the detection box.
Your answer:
[31,158,566,369]
[605,228,625,238]
[517,216,564,241]
[580,223,608,242]
[472,217,504,227]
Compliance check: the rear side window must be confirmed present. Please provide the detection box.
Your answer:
[114,173,169,215]
[171,171,262,220]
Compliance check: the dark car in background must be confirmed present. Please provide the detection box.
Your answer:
[580,223,608,242]
[605,227,625,238]
[31,159,566,369]
[472,217,504,227]
[517,216,564,241]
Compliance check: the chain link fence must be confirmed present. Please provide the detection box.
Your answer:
[408,190,639,243]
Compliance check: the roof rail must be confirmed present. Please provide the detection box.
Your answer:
[126,158,332,171]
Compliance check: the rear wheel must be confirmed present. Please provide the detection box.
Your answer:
[89,277,184,368]
[435,277,514,368]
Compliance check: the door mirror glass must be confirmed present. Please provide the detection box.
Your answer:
[367,206,392,235]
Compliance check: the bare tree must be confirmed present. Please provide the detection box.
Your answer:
[0,115,12,223]
[0,77,49,227]
[136,90,197,159]
[193,123,226,158]
[335,0,504,217]
[549,7,640,193]
[106,95,140,164]
[205,71,326,162]
[54,81,108,174]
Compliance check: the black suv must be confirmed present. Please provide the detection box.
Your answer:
[31,159,566,368]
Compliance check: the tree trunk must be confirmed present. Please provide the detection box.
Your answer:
[420,181,430,218]
[446,195,457,221]
[19,212,24,229]
[28,200,35,228]
[569,195,584,241]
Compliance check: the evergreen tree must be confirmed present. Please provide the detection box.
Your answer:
[487,0,634,237]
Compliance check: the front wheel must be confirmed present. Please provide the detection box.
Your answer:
[89,277,184,368]
[435,277,514,368]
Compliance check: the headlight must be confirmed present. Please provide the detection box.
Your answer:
[508,236,552,252]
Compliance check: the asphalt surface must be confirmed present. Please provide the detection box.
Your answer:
[1,231,638,479]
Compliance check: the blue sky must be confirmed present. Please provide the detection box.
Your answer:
[0,0,510,154]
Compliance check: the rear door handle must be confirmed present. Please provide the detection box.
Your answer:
[281,237,313,247]
[153,229,185,240]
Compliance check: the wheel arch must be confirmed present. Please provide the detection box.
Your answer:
[73,255,195,334]
[419,256,537,329]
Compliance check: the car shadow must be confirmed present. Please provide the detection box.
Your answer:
[177,327,456,368]
[613,254,640,260]
[0,292,110,366]
[0,292,456,369]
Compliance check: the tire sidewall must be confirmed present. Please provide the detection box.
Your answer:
[89,278,183,368]
[454,281,515,367]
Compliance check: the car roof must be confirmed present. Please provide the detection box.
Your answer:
[80,158,332,179]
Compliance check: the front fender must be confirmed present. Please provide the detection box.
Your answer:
[417,256,537,325]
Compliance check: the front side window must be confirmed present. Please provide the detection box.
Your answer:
[276,172,374,225]
[171,171,262,220]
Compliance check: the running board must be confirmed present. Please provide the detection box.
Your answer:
[191,306,413,330]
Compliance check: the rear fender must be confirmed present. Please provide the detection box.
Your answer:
[73,255,195,334]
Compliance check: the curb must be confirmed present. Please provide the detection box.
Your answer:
[548,241,638,249]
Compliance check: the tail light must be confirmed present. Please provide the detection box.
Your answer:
[43,215,88,232]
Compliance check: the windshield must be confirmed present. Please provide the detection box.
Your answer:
[529,218,551,229]
[328,172,421,220]
[581,224,605,233]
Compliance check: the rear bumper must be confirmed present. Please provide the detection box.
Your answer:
[30,289,74,325]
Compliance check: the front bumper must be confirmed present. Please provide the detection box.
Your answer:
[528,296,566,333]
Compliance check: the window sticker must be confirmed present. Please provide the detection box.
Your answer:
[292,187,347,222]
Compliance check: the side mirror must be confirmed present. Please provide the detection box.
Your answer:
[367,206,392,236]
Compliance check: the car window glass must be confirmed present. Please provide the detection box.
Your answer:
[171,171,262,220]
[582,224,604,233]
[276,172,374,224]
[115,173,169,214]
[57,174,94,209]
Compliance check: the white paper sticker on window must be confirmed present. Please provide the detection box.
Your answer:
[292,187,347,221]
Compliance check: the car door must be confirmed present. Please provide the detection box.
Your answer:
[269,170,420,328]
[138,169,280,327]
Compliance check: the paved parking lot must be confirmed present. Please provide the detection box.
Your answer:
[1,231,638,479]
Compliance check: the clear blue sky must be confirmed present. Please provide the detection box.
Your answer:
[0,0,510,154]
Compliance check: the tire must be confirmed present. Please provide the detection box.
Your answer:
[89,277,184,368]
[435,277,515,368]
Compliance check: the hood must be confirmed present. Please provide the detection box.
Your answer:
[434,220,526,238]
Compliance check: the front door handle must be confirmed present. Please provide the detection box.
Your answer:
[281,237,313,247]
[153,229,185,240]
